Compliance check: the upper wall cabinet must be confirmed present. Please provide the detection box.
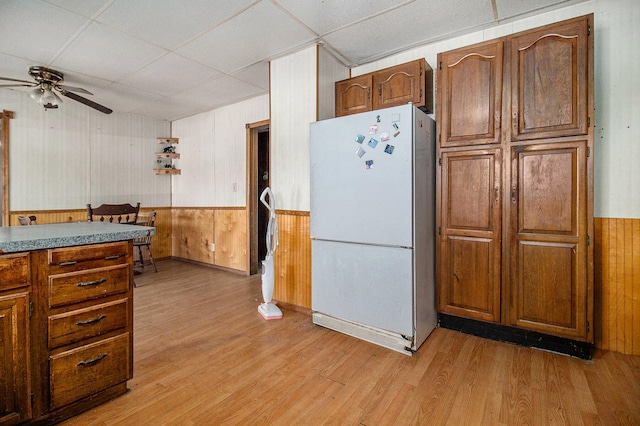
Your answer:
[335,59,433,117]
[335,74,373,117]
[439,41,504,147]
[510,18,590,141]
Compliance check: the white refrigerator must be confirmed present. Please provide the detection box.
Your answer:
[310,104,436,354]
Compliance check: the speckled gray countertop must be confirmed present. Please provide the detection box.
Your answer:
[0,222,155,253]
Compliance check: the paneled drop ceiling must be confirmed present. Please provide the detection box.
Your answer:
[0,0,584,121]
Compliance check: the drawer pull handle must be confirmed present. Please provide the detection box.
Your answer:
[59,261,78,266]
[104,255,120,260]
[76,314,107,325]
[77,353,108,366]
[77,278,107,287]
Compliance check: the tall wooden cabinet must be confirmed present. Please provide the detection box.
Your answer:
[436,14,594,353]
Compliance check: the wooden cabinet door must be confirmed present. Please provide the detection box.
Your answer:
[438,41,503,147]
[510,15,590,141]
[373,60,426,110]
[509,141,591,341]
[335,74,372,117]
[438,149,502,322]
[0,292,31,425]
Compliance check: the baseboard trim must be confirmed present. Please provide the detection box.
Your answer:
[438,313,593,359]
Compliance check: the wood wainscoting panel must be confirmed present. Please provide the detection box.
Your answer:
[10,209,86,225]
[274,211,311,308]
[140,207,171,260]
[213,208,246,271]
[594,217,640,355]
[171,208,214,265]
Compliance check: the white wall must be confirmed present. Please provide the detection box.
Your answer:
[353,0,639,219]
[270,46,318,211]
[171,94,269,207]
[1,88,171,210]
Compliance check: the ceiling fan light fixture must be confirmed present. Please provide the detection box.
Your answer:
[29,87,44,104]
[42,87,61,106]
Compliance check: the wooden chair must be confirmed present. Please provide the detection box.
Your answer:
[18,215,37,225]
[133,211,157,273]
[87,202,140,224]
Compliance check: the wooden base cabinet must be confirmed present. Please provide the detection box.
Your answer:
[0,254,31,425]
[436,14,594,353]
[3,240,135,425]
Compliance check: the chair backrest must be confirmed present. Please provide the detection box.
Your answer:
[87,203,140,224]
[18,215,37,225]
[133,211,156,245]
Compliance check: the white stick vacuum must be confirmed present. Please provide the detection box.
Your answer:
[258,187,282,320]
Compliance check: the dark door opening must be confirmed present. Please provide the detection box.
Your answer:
[257,130,270,263]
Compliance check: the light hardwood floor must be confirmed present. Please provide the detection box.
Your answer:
[61,260,640,425]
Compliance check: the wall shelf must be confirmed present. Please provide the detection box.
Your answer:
[155,137,180,174]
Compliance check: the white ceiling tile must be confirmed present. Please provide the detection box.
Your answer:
[229,62,270,91]
[176,1,316,73]
[324,0,495,65]
[82,82,164,113]
[119,53,223,97]
[51,21,168,81]
[495,0,573,20]
[43,0,112,18]
[132,99,207,122]
[0,54,37,82]
[275,0,411,34]
[0,0,91,64]
[96,0,257,50]
[172,75,266,110]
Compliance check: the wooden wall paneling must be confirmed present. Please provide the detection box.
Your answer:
[171,208,214,264]
[593,217,640,356]
[634,218,640,355]
[213,208,247,272]
[594,218,606,350]
[140,207,171,260]
[273,211,311,308]
[9,210,86,226]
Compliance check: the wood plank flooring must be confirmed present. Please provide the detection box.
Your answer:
[61,260,640,425]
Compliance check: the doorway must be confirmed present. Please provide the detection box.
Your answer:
[246,119,270,275]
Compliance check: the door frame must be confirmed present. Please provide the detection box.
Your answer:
[0,110,13,226]
[246,119,270,275]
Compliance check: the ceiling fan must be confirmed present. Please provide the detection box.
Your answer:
[0,66,112,114]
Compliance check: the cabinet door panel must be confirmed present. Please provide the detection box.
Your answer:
[438,149,502,322]
[510,141,589,340]
[439,41,503,147]
[373,60,425,110]
[0,292,31,424]
[335,74,372,117]
[511,16,589,140]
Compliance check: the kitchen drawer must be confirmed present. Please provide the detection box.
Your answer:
[49,333,131,410]
[0,253,29,292]
[48,264,129,308]
[48,298,130,348]
[48,241,129,266]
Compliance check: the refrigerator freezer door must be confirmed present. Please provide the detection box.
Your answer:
[312,239,414,336]
[310,104,414,247]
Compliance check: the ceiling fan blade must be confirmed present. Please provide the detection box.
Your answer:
[57,84,93,95]
[60,90,113,114]
[0,83,36,88]
[0,76,35,84]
